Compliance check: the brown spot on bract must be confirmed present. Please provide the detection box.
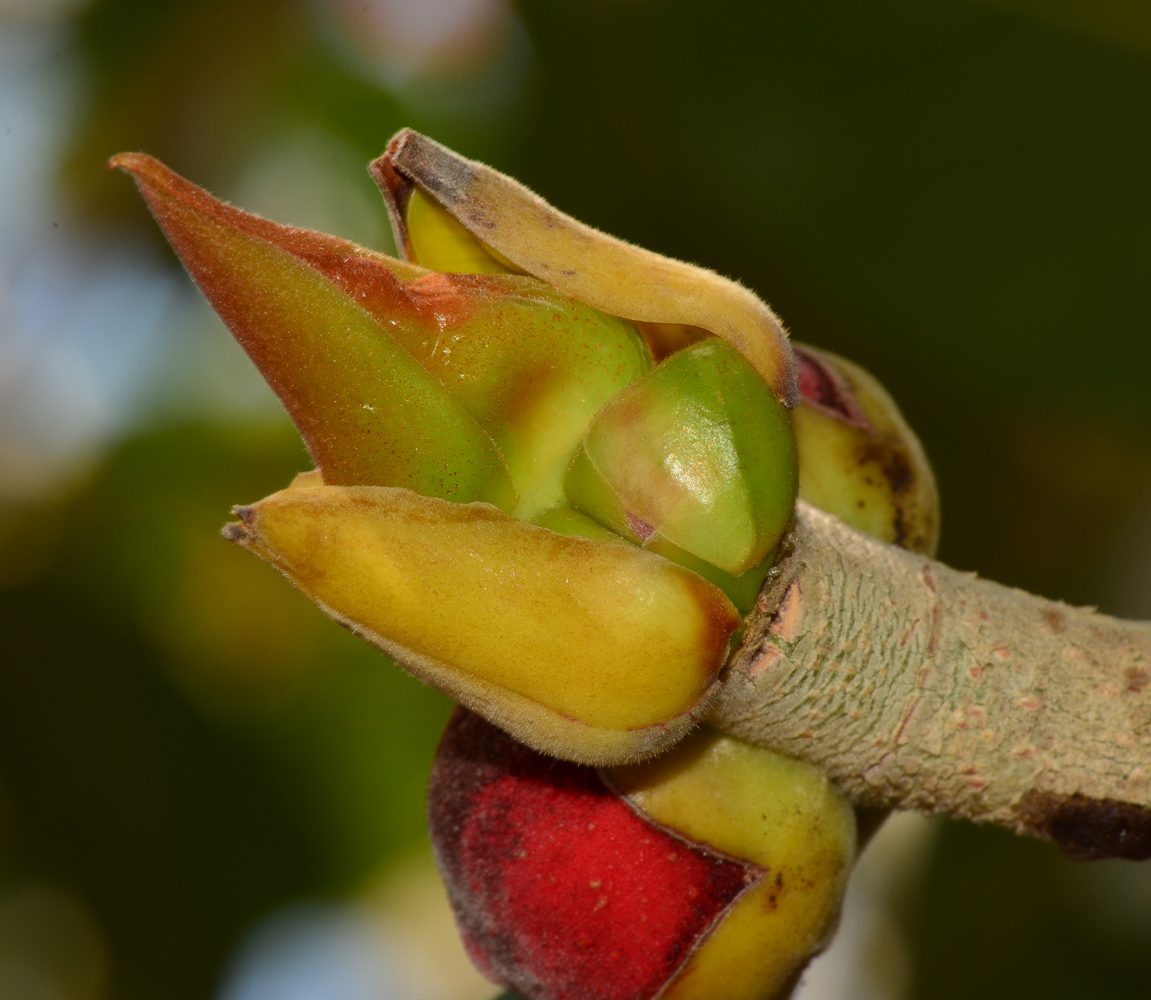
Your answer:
[231,505,256,525]
[1125,667,1150,694]
[855,440,914,495]
[627,512,655,542]
[1022,791,1151,860]
[220,522,248,543]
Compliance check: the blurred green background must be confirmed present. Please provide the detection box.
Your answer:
[2,1,1151,998]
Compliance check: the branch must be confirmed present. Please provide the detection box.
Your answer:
[710,501,1151,860]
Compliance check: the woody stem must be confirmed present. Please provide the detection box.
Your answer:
[709,501,1151,860]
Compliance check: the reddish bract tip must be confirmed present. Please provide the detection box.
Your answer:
[109,151,426,320]
[429,710,760,1000]
[794,344,872,431]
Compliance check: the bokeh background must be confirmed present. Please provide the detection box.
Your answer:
[2,1,1151,998]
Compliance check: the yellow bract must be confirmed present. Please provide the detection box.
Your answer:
[609,728,855,1000]
[373,130,799,407]
[226,478,742,765]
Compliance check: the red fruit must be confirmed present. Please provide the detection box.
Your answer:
[429,709,760,1000]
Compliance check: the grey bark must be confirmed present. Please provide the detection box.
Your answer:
[710,502,1151,859]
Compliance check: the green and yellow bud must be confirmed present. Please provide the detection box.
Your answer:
[566,338,797,577]
[114,135,811,765]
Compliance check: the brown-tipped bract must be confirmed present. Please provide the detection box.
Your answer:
[111,152,512,505]
[372,129,799,407]
[224,482,741,764]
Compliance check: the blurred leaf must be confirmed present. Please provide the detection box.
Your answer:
[0,422,453,999]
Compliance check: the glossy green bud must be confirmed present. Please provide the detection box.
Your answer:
[566,338,797,578]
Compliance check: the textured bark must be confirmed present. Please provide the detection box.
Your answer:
[710,502,1151,859]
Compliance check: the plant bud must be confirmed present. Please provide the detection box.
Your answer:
[112,152,514,505]
[429,709,853,1000]
[566,338,797,578]
[112,154,653,520]
[372,130,799,407]
[792,344,939,556]
[114,143,816,768]
[223,481,741,764]
[371,162,795,613]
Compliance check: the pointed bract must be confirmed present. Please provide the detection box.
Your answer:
[111,152,513,504]
[224,482,741,764]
